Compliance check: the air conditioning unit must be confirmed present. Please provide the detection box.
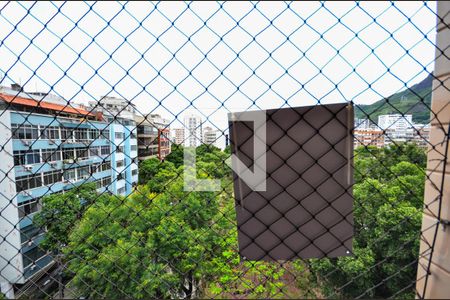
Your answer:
[30,265,36,271]
[24,165,33,172]
[27,240,34,246]
[50,162,58,168]
[22,140,31,146]
[63,159,74,164]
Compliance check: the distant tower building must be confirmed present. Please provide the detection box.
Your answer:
[203,126,219,146]
[184,113,202,147]
[354,118,372,130]
[378,114,414,144]
[172,128,185,145]
[378,114,413,130]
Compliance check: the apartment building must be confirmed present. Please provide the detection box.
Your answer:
[0,87,113,288]
[184,113,202,148]
[150,114,171,160]
[135,114,171,161]
[135,115,159,161]
[354,129,386,148]
[378,114,413,131]
[413,124,431,148]
[203,126,219,147]
[355,114,430,148]
[158,128,171,160]
[172,128,185,146]
[88,96,138,195]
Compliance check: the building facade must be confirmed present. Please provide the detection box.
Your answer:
[203,126,219,147]
[0,88,114,288]
[355,114,430,148]
[172,128,185,146]
[378,114,413,131]
[88,96,139,195]
[184,113,202,148]
[135,115,159,161]
[135,114,171,161]
[354,129,385,148]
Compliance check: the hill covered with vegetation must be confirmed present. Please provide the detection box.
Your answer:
[355,74,433,124]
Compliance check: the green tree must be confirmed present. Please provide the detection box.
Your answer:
[138,157,166,184]
[65,168,229,298]
[33,183,102,298]
[165,143,184,168]
[310,143,425,298]
[34,183,100,252]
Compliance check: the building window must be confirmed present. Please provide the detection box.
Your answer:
[77,166,90,180]
[117,187,126,195]
[13,149,41,165]
[76,148,89,160]
[132,169,138,176]
[16,173,42,192]
[117,146,124,153]
[89,129,100,140]
[20,224,45,244]
[18,198,41,218]
[115,132,123,139]
[116,160,124,168]
[41,148,62,163]
[101,145,110,156]
[43,170,62,185]
[89,146,100,157]
[63,168,76,181]
[130,145,137,151]
[96,176,112,190]
[90,163,100,173]
[61,127,74,141]
[102,177,111,188]
[74,128,89,142]
[40,126,60,140]
[22,247,47,268]
[100,129,110,139]
[11,124,40,140]
[101,162,111,171]
[62,148,76,161]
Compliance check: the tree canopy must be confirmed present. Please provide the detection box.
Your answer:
[34,142,427,298]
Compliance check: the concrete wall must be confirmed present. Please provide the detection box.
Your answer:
[0,110,24,286]
[416,2,450,298]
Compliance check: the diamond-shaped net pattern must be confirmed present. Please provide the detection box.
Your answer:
[0,1,447,299]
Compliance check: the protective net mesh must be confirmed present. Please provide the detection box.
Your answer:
[0,1,447,299]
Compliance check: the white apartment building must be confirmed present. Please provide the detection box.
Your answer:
[203,126,219,147]
[378,114,413,131]
[183,113,202,147]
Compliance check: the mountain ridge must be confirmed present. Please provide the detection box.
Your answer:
[354,74,433,124]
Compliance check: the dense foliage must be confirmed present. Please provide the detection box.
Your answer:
[309,143,426,298]
[35,142,427,298]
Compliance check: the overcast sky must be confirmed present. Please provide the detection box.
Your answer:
[0,1,437,147]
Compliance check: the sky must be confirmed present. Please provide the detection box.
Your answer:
[0,1,438,148]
